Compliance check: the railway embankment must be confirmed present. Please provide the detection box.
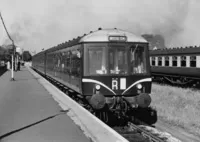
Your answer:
[151,83,200,139]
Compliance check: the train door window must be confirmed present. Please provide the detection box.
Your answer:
[181,56,186,67]
[152,57,155,66]
[190,56,196,67]
[165,56,169,66]
[158,56,162,66]
[172,56,177,67]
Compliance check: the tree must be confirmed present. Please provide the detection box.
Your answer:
[22,51,32,61]
[0,46,11,61]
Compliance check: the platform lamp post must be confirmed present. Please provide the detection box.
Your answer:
[0,12,16,81]
[11,43,16,80]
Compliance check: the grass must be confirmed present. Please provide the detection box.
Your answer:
[151,83,200,136]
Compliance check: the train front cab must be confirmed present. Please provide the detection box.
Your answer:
[82,42,152,110]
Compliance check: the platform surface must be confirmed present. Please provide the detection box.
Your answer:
[0,67,91,142]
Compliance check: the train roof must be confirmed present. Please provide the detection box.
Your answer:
[43,28,147,53]
[150,46,200,56]
[33,50,45,57]
[80,28,147,43]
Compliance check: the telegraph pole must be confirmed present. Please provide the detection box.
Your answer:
[0,12,16,81]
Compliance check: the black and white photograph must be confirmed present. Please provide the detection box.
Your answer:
[0,0,200,141]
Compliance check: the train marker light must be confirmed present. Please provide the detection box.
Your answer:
[95,84,101,90]
[136,83,142,89]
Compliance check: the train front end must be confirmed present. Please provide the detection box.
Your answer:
[81,29,157,124]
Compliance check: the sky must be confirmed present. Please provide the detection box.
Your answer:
[0,0,200,54]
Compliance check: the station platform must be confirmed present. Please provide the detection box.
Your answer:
[0,66,128,142]
[0,67,91,142]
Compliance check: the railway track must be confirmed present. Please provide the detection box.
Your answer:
[114,122,168,142]
[34,69,179,142]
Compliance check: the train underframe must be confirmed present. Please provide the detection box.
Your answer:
[86,92,157,126]
[152,73,200,88]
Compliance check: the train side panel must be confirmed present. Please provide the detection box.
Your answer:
[151,66,200,78]
[32,52,45,74]
[46,44,83,94]
[150,47,200,85]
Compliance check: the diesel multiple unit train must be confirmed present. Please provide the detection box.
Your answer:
[32,28,157,125]
[150,46,200,87]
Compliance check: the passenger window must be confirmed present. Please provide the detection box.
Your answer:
[60,52,65,72]
[181,56,186,67]
[71,49,81,77]
[172,56,177,67]
[190,56,196,67]
[62,52,68,73]
[165,56,169,66]
[66,51,71,74]
[152,57,155,66]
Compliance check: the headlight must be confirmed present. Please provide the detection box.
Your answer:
[136,83,142,89]
[95,84,101,90]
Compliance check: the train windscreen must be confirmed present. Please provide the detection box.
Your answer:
[130,44,147,74]
[84,43,148,76]
[109,45,128,75]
